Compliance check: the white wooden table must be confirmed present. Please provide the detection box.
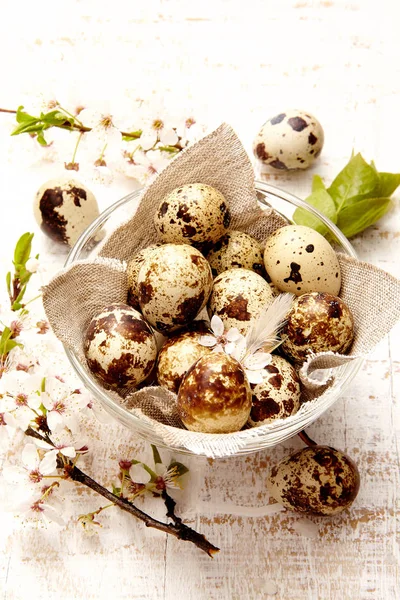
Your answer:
[0,1,399,598]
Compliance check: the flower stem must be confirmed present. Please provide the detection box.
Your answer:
[67,464,219,557]
[71,132,83,164]
[298,430,318,447]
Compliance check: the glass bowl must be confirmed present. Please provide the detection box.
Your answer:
[64,182,362,457]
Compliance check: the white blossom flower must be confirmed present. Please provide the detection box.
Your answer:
[38,376,88,432]
[77,513,102,536]
[139,115,179,150]
[25,258,40,273]
[199,315,243,354]
[79,108,122,166]
[230,338,272,384]
[3,442,57,485]
[175,116,204,147]
[0,371,42,430]
[18,497,65,526]
[123,149,170,184]
[129,462,184,491]
[33,427,88,461]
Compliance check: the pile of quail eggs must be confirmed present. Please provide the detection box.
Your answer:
[83,181,355,435]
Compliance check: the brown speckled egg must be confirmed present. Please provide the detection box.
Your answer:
[34,177,99,246]
[126,245,160,310]
[281,292,354,362]
[264,225,341,296]
[206,231,265,278]
[157,321,212,393]
[208,268,274,335]
[137,244,213,333]
[267,446,360,515]
[253,110,324,170]
[177,352,252,433]
[84,303,157,388]
[154,183,231,252]
[248,356,301,427]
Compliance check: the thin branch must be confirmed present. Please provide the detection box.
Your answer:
[0,108,17,114]
[298,430,318,447]
[68,465,219,557]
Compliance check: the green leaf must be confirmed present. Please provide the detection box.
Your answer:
[36,131,48,146]
[11,121,41,136]
[5,339,23,353]
[374,172,400,198]
[151,444,162,465]
[13,232,34,269]
[337,197,392,238]
[312,174,326,192]
[158,145,179,154]
[6,272,11,295]
[11,284,27,311]
[112,484,121,496]
[328,153,378,210]
[0,327,12,355]
[168,461,189,477]
[122,130,142,142]
[293,189,338,235]
[15,105,37,124]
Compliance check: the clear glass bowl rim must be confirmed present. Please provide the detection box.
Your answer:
[64,181,363,456]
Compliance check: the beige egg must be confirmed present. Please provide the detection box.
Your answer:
[177,352,252,433]
[84,303,157,388]
[137,244,213,333]
[206,231,265,278]
[157,321,212,393]
[126,245,160,310]
[153,183,231,252]
[253,110,324,170]
[208,268,274,335]
[264,225,341,296]
[34,177,99,246]
[281,292,354,362]
[267,446,360,515]
[248,356,301,427]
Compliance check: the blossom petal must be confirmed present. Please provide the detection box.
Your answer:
[2,465,28,483]
[129,463,152,484]
[3,412,19,429]
[198,335,217,347]
[154,463,165,477]
[45,377,69,402]
[60,446,76,458]
[41,504,65,526]
[27,394,42,410]
[39,450,58,475]
[33,438,53,450]
[159,128,179,146]
[225,328,243,342]
[212,344,225,354]
[211,315,224,337]
[245,352,272,370]
[22,443,39,470]
[139,131,157,151]
[47,410,64,433]
[245,370,265,384]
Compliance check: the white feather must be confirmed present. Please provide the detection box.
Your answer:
[245,293,294,356]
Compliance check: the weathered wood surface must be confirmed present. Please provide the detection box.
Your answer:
[0,1,399,598]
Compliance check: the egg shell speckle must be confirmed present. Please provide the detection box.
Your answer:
[207,230,265,278]
[126,245,160,310]
[208,268,274,335]
[267,446,360,515]
[137,244,213,333]
[281,292,354,362]
[154,183,231,252]
[34,178,99,246]
[253,109,324,170]
[264,225,341,296]
[157,321,212,393]
[248,356,301,427]
[84,303,158,388]
[177,352,252,433]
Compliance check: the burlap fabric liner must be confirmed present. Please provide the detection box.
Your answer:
[43,124,400,457]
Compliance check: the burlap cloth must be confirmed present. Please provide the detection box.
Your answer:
[43,124,400,457]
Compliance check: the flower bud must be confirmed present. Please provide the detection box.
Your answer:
[26,258,39,273]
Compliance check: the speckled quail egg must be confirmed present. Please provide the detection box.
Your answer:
[84,303,158,388]
[267,446,360,515]
[206,231,265,278]
[137,244,213,333]
[248,356,301,427]
[253,110,324,170]
[34,178,99,246]
[154,183,231,252]
[208,268,274,335]
[177,352,252,433]
[157,321,212,393]
[281,292,354,362]
[264,225,341,296]
[126,244,160,310]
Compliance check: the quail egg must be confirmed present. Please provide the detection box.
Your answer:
[264,225,341,296]
[126,244,160,310]
[267,446,360,515]
[206,231,265,278]
[34,177,99,246]
[253,110,324,170]
[177,352,252,433]
[154,183,231,252]
[248,356,301,427]
[137,244,213,333]
[157,321,212,393]
[281,292,354,362]
[84,303,158,388]
[208,268,274,335]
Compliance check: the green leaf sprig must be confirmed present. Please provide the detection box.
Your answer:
[6,232,38,311]
[293,153,400,238]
